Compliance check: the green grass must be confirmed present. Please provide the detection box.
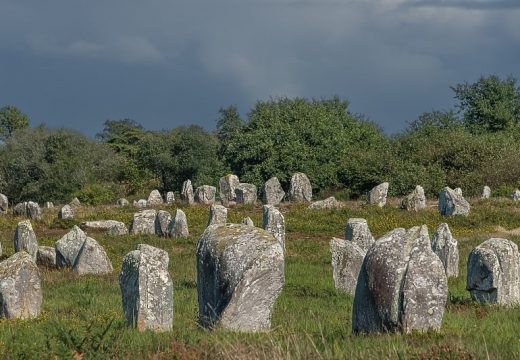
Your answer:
[1,199,520,358]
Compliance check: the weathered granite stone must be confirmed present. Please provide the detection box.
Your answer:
[14,220,38,261]
[438,187,470,216]
[13,202,27,217]
[330,237,365,295]
[147,190,163,206]
[70,197,81,207]
[431,223,459,278]
[44,201,54,209]
[166,191,175,204]
[27,201,42,220]
[308,196,340,210]
[287,172,312,202]
[197,224,284,332]
[262,177,285,205]
[155,210,172,237]
[55,226,87,268]
[241,217,254,226]
[207,205,227,227]
[512,189,520,202]
[117,198,129,206]
[81,220,127,232]
[219,174,240,206]
[235,183,257,205]
[467,238,520,305]
[482,186,491,199]
[369,182,389,207]
[352,226,448,334]
[168,209,189,238]
[107,222,129,236]
[58,205,74,220]
[345,218,375,253]
[194,185,216,205]
[120,244,173,331]
[134,199,148,208]
[0,252,42,319]
[181,180,195,205]
[37,246,56,268]
[401,185,427,212]
[0,193,8,213]
[130,209,157,235]
[262,205,285,250]
[72,237,113,275]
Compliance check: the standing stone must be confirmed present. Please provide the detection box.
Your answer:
[401,185,427,212]
[219,174,240,206]
[467,238,520,305]
[287,173,312,202]
[70,197,81,207]
[431,223,459,277]
[155,210,172,237]
[130,209,157,235]
[194,185,216,205]
[309,196,340,210]
[147,190,163,206]
[197,224,284,332]
[58,205,74,220]
[0,193,8,213]
[55,226,88,268]
[0,252,42,319]
[512,189,520,202]
[241,217,254,226]
[438,187,470,216]
[120,244,174,332]
[262,205,285,250]
[181,180,195,205]
[13,202,27,217]
[345,218,375,252]
[37,246,56,268]
[262,177,285,205]
[44,202,54,209]
[107,222,129,236]
[330,238,366,295]
[14,220,38,261]
[235,183,257,205]
[27,202,42,220]
[166,191,175,204]
[207,205,227,227]
[168,209,189,238]
[117,198,129,206]
[481,186,491,199]
[134,199,148,208]
[72,238,113,275]
[352,226,448,334]
[369,182,389,207]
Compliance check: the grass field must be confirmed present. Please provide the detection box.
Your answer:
[0,198,520,359]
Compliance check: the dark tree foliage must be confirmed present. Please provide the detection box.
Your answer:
[0,105,30,141]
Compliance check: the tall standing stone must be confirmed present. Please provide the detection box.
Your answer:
[368,182,389,207]
[219,174,240,206]
[181,180,195,205]
[72,237,113,275]
[438,187,470,216]
[55,226,88,268]
[0,252,42,319]
[235,183,257,205]
[207,205,227,227]
[155,210,172,237]
[345,218,375,252]
[166,191,175,204]
[58,205,74,220]
[197,224,284,332]
[14,220,38,261]
[262,205,285,250]
[130,209,157,235]
[262,177,285,205]
[0,193,8,213]
[147,190,164,206]
[168,209,189,238]
[401,185,427,212]
[481,186,491,199]
[431,223,459,277]
[120,244,173,332]
[194,185,216,205]
[287,173,312,202]
[467,238,520,305]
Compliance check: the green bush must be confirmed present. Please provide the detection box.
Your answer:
[73,183,118,206]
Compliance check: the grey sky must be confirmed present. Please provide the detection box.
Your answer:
[0,0,518,135]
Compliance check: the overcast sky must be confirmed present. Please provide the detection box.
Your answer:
[1,0,519,136]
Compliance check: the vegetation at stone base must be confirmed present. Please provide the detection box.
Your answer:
[1,199,520,358]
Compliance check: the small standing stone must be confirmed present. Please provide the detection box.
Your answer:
[262,177,285,205]
[401,185,427,212]
[72,238,113,275]
[194,185,216,205]
[117,198,129,206]
[107,223,129,236]
[155,210,172,237]
[44,202,54,209]
[262,205,285,250]
[130,209,157,235]
[330,238,366,295]
[27,202,42,220]
[481,186,491,199]
[287,172,312,202]
[55,226,88,268]
[14,220,39,261]
[235,183,257,205]
[512,189,520,202]
[181,180,195,205]
[147,190,164,206]
[166,191,175,204]
[168,209,189,238]
[438,187,470,216]
[37,246,56,268]
[58,205,74,220]
[0,193,8,213]
[345,218,375,252]
[241,217,254,226]
[308,196,340,210]
[431,223,459,278]
[219,174,240,206]
[134,199,148,208]
[368,182,389,207]
[70,197,81,207]
[207,205,227,227]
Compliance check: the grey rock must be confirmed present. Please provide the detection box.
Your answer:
[197,224,284,332]
[147,190,163,206]
[345,218,375,253]
[130,209,157,235]
[44,201,54,209]
[168,209,189,238]
[369,182,389,207]
[13,202,27,217]
[155,210,172,237]
[287,172,312,202]
[219,174,240,206]
[0,193,8,213]
[431,223,459,277]
[58,205,74,220]
[262,177,285,205]
[134,199,148,208]
[27,201,42,220]
[207,205,227,227]
[330,237,366,295]
[69,197,81,207]
[241,217,254,226]
[72,237,113,275]
[482,186,491,199]
[37,246,56,268]
[235,183,257,205]
[438,187,470,216]
[194,185,216,205]
[14,220,38,261]
[401,185,427,212]
[512,189,520,202]
[117,198,129,206]
[166,191,175,204]
[181,180,195,205]
[467,238,520,305]
[0,252,42,319]
[262,205,285,250]
[308,196,340,210]
[55,226,87,268]
[81,220,127,232]
[120,244,173,331]
[107,222,129,236]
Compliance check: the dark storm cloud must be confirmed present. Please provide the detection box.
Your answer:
[409,0,520,10]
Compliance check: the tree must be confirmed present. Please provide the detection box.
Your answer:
[216,105,243,162]
[0,105,30,140]
[96,119,146,157]
[451,75,520,132]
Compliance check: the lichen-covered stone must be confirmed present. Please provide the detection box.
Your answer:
[482,186,491,199]
[120,244,173,332]
[330,237,365,295]
[168,209,189,238]
[467,238,520,305]
[130,209,157,235]
[197,224,284,332]
[401,185,427,212]
[369,182,389,207]
[287,172,312,202]
[431,223,459,277]
[308,196,340,210]
[235,183,257,205]
[0,193,8,213]
[207,205,227,227]
[194,185,216,205]
[155,210,171,237]
[345,218,375,253]
[219,174,240,206]
[512,189,520,202]
[55,226,87,268]
[58,205,74,220]
[81,220,127,232]
[438,187,470,216]
[117,198,129,206]
[241,217,254,226]
[133,199,148,208]
[262,205,285,250]
[37,246,56,268]
[72,237,113,275]
[166,191,175,204]
[147,190,164,206]
[262,177,285,205]
[107,222,129,236]
[0,252,42,319]
[14,220,38,261]
[181,180,194,205]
